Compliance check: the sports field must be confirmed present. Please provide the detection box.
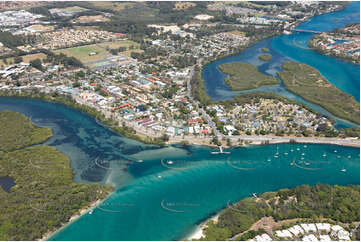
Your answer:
[90,2,137,11]
[54,45,111,63]
[98,40,140,50]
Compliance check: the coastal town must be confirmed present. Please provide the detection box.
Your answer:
[0,1,358,148]
[0,1,359,242]
[309,22,360,64]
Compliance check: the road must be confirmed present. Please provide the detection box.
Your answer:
[187,66,223,139]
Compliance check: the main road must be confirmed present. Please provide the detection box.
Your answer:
[187,66,223,139]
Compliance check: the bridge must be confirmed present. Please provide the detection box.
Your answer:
[293,29,322,34]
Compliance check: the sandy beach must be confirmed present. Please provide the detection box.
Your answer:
[39,198,105,241]
[186,213,220,241]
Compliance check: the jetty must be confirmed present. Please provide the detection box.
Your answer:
[211,146,230,154]
[293,29,321,34]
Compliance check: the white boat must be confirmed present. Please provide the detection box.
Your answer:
[347,155,351,158]
[283,30,292,35]
[341,168,346,172]
[284,152,288,155]
[157,175,162,178]
[305,162,310,166]
[334,150,337,153]
[301,157,304,160]
[301,153,305,156]
[89,209,93,215]
[252,193,257,198]
[322,153,326,157]
[167,160,173,165]
[137,159,143,163]
[297,148,300,151]
[274,155,278,158]
[290,149,294,152]
[267,158,271,162]
[304,145,307,148]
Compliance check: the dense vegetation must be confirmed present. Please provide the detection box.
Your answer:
[0,111,113,240]
[219,62,278,91]
[258,54,271,61]
[0,31,24,48]
[200,184,360,241]
[278,61,360,124]
[0,110,52,152]
[190,66,213,107]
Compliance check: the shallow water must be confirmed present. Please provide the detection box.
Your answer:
[0,97,358,241]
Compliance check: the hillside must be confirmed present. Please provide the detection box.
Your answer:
[199,184,360,241]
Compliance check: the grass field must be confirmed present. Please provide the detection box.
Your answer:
[59,6,87,13]
[98,40,140,50]
[90,2,138,11]
[72,15,110,23]
[278,61,360,124]
[54,45,111,63]
[54,40,143,63]
[219,62,279,91]
[226,30,246,37]
[0,53,47,66]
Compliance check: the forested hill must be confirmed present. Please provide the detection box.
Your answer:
[200,184,360,241]
[0,110,113,240]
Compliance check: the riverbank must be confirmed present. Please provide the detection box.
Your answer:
[186,213,220,241]
[40,198,106,241]
[189,184,360,241]
[168,135,360,148]
[1,92,358,152]
[0,110,114,241]
[0,91,167,146]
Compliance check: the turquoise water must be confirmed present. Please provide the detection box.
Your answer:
[0,97,359,241]
[202,1,360,128]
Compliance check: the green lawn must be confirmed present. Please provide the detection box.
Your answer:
[98,40,140,50]
[54,45,111,63]
[219,62,278,91]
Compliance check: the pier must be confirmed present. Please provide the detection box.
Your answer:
[293,29,322,34]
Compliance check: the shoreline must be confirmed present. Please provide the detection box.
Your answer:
[39,197,109,241]
[167,135,360,148]
[185,213,220,241]
[0,94,358,149]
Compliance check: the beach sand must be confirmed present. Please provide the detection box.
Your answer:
[39,198,105,241]
[186,213,220,241]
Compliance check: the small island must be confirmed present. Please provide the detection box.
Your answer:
[0,110,113,240]
[258,54,272,61]
[196,184,360,241]
[219,62,278,91]
[277,61,360,124]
